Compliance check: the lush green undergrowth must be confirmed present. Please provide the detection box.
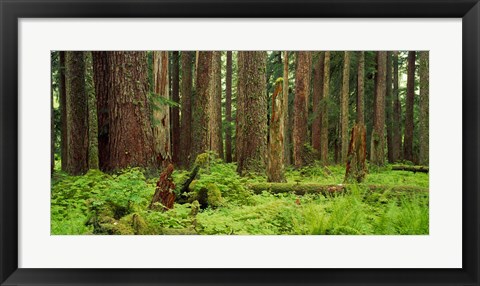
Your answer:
[51,159,429,235]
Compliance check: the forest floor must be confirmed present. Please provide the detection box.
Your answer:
[51,157,429,235]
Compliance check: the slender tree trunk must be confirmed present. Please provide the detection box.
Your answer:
[209,51,224,159]
[385,51,394,163]
[340,51,350,163]
[419,51,429,165]
[59,52,68,171]
[293,52,312,168]
[370,51,387,166]
[225,51,233,163]
[153,51,172,166]
[51,56,55,175]
[236,51,268,175]
[283,51,291,166]
[267,80,286,182]
[171,51,180,165]
[85,52,99,169]
[356,51,365,125]
[312,52,324,155]
[65,51,89,175]
[92,52,110,171]
[192,52,213,160]
[320,51,331,164]
[392,51,402,161]
[180,51,193,167]
[404,51,416,162]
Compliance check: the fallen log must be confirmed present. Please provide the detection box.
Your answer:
[391,165,429,173]
[247,182,428,196]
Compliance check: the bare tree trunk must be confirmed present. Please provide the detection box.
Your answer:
[404,51,416,162]
[65,51,89,175]
[344,123,367,183]
[209,51,224,159]
[419,51,429,165]
[312,52,324,155]
[171,51,180,165]
[293,52,312,168]
[92,52,110,171]
[180,51,193,167]
[225,51,233,163]
[102,52,157,171]
[320,51,331,164]
[392,51,402,161]
[356,51,365,125]
[283,51,291,166]
[192,52,213,160]
[370,51,387,166]
[340,51,350,163]
[236,51,267,175]
[59,51,68,171]
[153,51,172,166]
[385,51,394,163]
[267,80,286,182]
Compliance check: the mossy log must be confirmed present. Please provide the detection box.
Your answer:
[391,165,429,173]
[247,182,428,196]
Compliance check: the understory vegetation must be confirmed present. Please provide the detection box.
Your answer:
[51,157,429,235]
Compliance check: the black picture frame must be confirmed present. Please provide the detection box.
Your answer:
[1,0,478,285]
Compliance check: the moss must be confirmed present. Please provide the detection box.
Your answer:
[207,184,223,209]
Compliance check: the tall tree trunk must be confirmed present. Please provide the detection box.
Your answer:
[192,52,213,160]
[225,51,233,163]
[392,51,402,161]
[180,51,193,167]
[419,51,429,165]
[94,52,157,171]
[51,56,55,175]
[236,51,267,175]
[59,52,68,171]
[171,51,180,165]
[312,52,324,155]
[153,51,172,166]
[293,52,312,168]
[320,51,331,164]
[85,52,99,169]
[65,51,89,175]
[356,51,365,125]
[370,51,387,166]
[267,80,286,182]
[92,52,110,171]
[404,51,416,162]
[385,51,394,163]
[283,51,291,166]
[340,51,350,163]
[209,51,224,159]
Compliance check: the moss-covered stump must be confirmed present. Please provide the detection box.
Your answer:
[247,183,428,196]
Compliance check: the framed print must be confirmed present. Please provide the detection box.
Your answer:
[1,0,479,285]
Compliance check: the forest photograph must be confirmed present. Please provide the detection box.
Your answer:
[50,50,429,235]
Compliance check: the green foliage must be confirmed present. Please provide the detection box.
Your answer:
[51,161,428,235]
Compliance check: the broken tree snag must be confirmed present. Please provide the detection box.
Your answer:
[247,183,428,196]
[344,123,368,183]
[149,163,176,211]
[267,78,286,183]
[391,165,429,173]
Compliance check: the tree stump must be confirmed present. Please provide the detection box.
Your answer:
[344,123,368,183]
[149,163,176,211]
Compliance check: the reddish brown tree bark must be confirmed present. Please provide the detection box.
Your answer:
[180,51,193,167]
[209,51,224,159]
[283,51,291,166]
[267,80,286,182]
[236,51,267,175]
[320,51,331,164]
[293,51,312,168]
[370,51,387,166]
[225,51,233,163]
[59,51,68,171]
[65,51,89,175]
[312,52,324,155]
[404,51,416,162]
[171,51,180,165]
[356,51,365,125]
